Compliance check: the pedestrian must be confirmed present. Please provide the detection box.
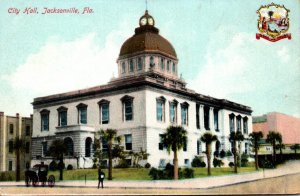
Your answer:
[98,168,105,189]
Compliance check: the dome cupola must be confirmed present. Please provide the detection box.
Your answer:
[116,10,180,82]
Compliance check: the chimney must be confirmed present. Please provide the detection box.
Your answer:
[16,113,20,118]
[30,114,33,119]
[0,111,4,116]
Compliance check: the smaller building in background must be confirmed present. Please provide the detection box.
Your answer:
[253,112,300,156]
[0,112,33,172]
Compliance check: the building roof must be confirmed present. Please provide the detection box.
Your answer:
[119,11,177,60]
[32,72,252,114]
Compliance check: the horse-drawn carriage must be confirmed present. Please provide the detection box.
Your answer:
[25,164,55,187]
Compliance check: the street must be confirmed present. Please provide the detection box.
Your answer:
[0,173,299,195]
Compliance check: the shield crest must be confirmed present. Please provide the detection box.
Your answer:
[256,3,291,42]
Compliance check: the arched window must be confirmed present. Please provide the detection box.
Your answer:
[150,56,155,67]
[85,137,92,157]
[64,137,74,156]
[129,59,134,72]
[167,61,170,71]
[172,62,176,73]
[160,58,164,70]
[137,57,143,70]
[122,62,126,73]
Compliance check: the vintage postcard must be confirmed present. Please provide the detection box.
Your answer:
[0,0,299,195]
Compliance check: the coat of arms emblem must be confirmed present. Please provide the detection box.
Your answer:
[256,3,291,42]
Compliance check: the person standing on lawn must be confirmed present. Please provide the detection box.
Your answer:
[98,168,105,189]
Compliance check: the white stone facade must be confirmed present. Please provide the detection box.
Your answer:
[31,11,252,169]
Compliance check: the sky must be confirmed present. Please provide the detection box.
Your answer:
[0,0,299,118]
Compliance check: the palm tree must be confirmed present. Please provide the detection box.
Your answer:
[249,131,263,170]
[13,136,25,181]
[200,132,217,176]
[276,135,284,162]
[100,129,121,180]
[48,139,67,181]
[266,131,282,165]
[290,144,300,159]
[229,131,244,173]
[161,125,187,180]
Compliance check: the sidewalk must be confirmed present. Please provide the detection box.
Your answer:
[1,160,300,189]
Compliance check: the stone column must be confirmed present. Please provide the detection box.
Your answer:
[209,107,214,131]
[199,105,204,130]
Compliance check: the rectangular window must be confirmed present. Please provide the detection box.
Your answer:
[9,124,13,134]
[25,125,30,136]
[196,104,200,129]
[41,113,49,131]
[237,116,241,132]
[79,107,87,124]
[159,134,164,150]
[59,110,67,126]
[184,159,189,165]
[26,142,30,154]
[9,140,13,153]
[197,140,201,155]
[8,161,13,171]
[181,105,188,125]
[42,142,47,157]
[124,100,133,121]
[156,101,164,122]
[214,109,219,131]
[169,102,177,123]
[229,114,235,132]
[243,117,248,134]
[204,106,210,130]
[125,134,132,150]
[101,103,109,124]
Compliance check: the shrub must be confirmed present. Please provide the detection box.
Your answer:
[0,172,14,181]
[92,163,97,169]
[241,153,249,167]
[67,164,73,170]
[115,159,130,168]
[148,164,193,180]
[149,167,161,180]
[183,168,194,178]
[57,161,65,170]
[229,162,234,168]
[191,156,202,167]
[213,158,224,168]
[262,160,274,169]
[145,163,151,168]
[200,161,206,167]
[226,150,233,157]
[220,150,226,158]
[49,161,58,171]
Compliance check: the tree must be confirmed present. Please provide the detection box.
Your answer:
[100,129,121,180]
[48,139,67,181]
[161,125,187,180]
[290,144,300,159]
[229,131,244,173]
[13,136,26,181]
[276,135,284,162]
[266,131,282,165]
[201,132,217,176]
[249,131,263,170]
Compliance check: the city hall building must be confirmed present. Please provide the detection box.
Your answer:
[31,11,252,168]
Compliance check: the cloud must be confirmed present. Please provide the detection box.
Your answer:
[188,25,297,100]
[3,28,130,96]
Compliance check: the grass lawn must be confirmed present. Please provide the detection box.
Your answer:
[48,167,257,181]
